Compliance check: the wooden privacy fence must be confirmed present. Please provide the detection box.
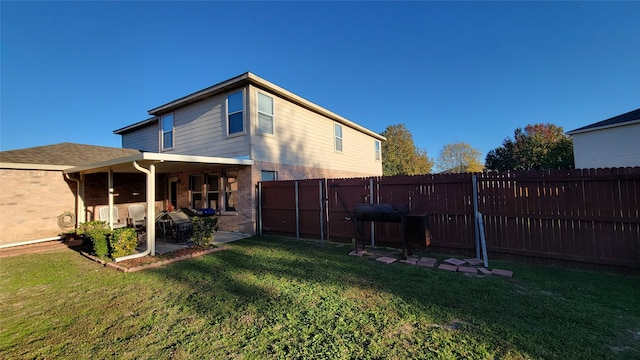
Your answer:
[257,167,640,268]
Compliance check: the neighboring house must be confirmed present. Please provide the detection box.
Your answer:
[567,108,640,169]
[0,72,385,250]
[0,143,141,246]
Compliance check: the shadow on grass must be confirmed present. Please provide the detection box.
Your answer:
[146,236,640,359]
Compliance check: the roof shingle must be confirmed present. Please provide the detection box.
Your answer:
[0,142,140,167]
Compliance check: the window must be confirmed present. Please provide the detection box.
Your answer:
[206,174,219,211]
[161,113,174,150]
[334,123,343,152]
[224,172,238,212]
[375,140,381,161]
[227,91,244,135]
[189,175,204,209]
[258,93,274,135]
[261,170,277,181]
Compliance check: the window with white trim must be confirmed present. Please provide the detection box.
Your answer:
[227,91,244,135]
[334,123,343,152]
[257,93,274,135]
[161,113,174,150]
[375,140,381,161]
[189,175,203,209]
[224,172,238,212]
[206,174,219,211]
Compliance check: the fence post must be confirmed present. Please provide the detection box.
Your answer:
[295,181,300,240]
[369,177,375,248]
[319,180,324,241]
[257,183,263,236]
[473,174,480,259]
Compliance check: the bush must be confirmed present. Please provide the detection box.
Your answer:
[78,221,110,258]
[191,216,218,246]
[110,228,138,258]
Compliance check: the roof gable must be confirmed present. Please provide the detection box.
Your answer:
[0,142,141,167]
[567,108,640,135]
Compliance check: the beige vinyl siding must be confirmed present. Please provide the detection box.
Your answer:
[122,125,158,151]
[156,89,251,158]
[249,85,382,175]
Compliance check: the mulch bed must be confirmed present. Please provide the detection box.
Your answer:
[81,245,228,273]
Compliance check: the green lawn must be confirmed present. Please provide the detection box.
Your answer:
[1,236,639,359]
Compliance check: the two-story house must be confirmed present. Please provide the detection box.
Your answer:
[0,72,384,250]
[107,72,385,234]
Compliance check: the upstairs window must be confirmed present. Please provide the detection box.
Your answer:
[334,123,343,152]
[161,113,174,150]
[258,93,274,135]
[227,91,244,135]
[375,140,381,161]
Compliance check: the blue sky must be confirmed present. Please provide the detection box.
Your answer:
[2,1,639,161]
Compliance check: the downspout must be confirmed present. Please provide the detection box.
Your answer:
[108,168,115,230]
[114,161,156,262]
[64,172,84,225]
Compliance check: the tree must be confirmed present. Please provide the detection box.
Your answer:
[485,123,574,171]
[381,124,434,175]
[435,142,484,173]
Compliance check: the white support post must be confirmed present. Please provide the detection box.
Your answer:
[108,168,115,230]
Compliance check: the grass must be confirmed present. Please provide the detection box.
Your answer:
[1,236,639,359]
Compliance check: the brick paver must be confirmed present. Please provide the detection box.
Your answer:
[464,258,484,266]
[376,256,397,264]
[443,257,466,266]
[458,266,478,274]
[438,264,458,272]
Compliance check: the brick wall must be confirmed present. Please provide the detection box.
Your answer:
[0,169,77,245]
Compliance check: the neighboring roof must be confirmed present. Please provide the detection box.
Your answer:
[567,108,640,135]
[114,72,386,141]
[0,142,141,169]
[113,116,158,135]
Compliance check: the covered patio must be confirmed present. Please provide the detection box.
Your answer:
[64,152,253,261]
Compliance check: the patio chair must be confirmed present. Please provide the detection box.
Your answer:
[128,204,146,228]
[99,206,126,229]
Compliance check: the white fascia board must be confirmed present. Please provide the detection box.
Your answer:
[140,152,254,166]
[567,119,640,136]
[0,162,70,171]
[64,152,254,174]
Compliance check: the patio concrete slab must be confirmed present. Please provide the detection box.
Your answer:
[154,231,252,254]
[443,257,467,266]
[376,256,397,264]
[478,267,492,275]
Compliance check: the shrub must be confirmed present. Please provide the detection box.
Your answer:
[191,216,218,246]
[78,221,110,258]
[110,228,138,258]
